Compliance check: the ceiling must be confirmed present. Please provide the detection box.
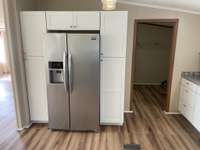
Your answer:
[118,0,200,14]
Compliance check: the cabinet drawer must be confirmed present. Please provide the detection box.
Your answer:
[182,78,197,93]
[181,87,195,108]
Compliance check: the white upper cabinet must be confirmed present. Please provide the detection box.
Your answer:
[46,12,74,30]
[74,12,99,30]
[46,11,100,30]
[20,11,46,57]
[101,11,128,58]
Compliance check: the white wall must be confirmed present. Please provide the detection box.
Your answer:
[0,0,4,27]
[134,24,173,84]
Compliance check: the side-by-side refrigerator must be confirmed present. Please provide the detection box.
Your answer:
[45,33,100,131]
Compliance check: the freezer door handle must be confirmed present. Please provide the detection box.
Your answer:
[63,51,67,92]
[68,51,72,93]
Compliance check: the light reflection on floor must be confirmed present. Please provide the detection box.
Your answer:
[0,75,11,100]
[0,74,15,118]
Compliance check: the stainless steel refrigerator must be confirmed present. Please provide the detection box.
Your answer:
[45,33,100,131]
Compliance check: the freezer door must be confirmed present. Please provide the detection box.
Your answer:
[67,33,100,131]
[45,33,70,130]
[45,33,67,61]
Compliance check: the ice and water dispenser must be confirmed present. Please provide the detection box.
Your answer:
[48,62,64,84]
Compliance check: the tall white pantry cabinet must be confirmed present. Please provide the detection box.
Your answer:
[100,11,127,125]
[20,12,48,122]
[20,11,128,125]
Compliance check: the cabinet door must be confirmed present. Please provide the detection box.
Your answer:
[20,11,46,57]
[25,57,48,122]
[101,11,128,58]
[100,58,125,125]
[46,11,74,30]
[74,12,100,30]
[193,93,200,132]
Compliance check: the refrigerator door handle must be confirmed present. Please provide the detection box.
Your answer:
[68,51,72,93]
[63,51,67,91]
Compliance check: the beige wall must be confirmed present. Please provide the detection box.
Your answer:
[17,0,37,10]
[36,0,102,10]
[134,24,173,84]
[32,1,200,112]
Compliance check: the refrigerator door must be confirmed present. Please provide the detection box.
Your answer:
[45,33,67,61]
[67,33,100,131]
[45,33,70,130]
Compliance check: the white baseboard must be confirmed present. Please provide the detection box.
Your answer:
[164,111,181,115]
[124,111,134,113]
[16,128,24,131]
[31,120,48,124]
[16,123,32,131]
[134,83,161,85]
[24,123,32,129]
[100,122,123,126]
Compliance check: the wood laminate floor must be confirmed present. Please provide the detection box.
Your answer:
[0,80,200,150]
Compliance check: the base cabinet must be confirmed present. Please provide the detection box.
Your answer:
[179,78,200,132]
[100,58,125,125]
[193,90,200,131]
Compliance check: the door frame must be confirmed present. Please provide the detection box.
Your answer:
[3,0,31,129]
[131,19,179,112]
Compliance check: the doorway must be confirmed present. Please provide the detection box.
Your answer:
[131,19,178,112]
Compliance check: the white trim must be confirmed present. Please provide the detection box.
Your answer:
[24,123,32,129]
[3,0,23,129]
[134,83,161,85]
[16,123,32,131]
[16,128,24,131]
[164,111,181,115]
[31,120,48,124]
[3,0,31,129]
[124,110,134,113]
[118,0,200,15]
[100,122,123,126]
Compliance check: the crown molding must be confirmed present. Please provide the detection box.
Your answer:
[118,0,200,15]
